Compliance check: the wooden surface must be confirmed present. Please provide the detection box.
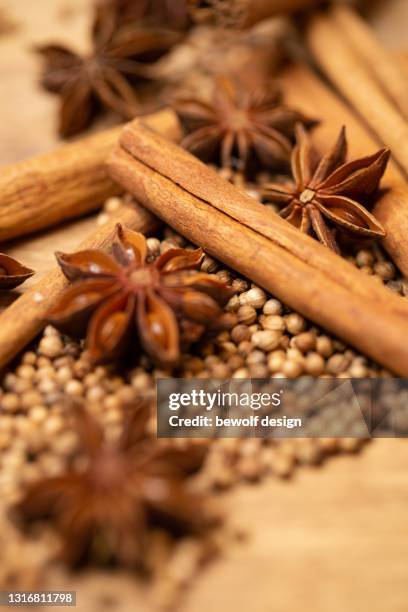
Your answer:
[185,440,408,612]
[1,1,408,611]
[0,0,103,282]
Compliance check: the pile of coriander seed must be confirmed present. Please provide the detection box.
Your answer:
[1,192,400,504]
[0,189,403,598]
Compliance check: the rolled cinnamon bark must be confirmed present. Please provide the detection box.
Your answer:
[0,109,180,243]
[117,120,406,311]
[108,122,408,375]
[305,8,408,179]
[330,6,408,121]
[0,203,157,370]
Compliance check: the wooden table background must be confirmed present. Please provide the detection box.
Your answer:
[1,1,408,610]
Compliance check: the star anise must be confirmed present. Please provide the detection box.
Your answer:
[48,225,234,366]
[95,0,193,30]
[0,254,34,290]
[173,76,315,171]
[262,125,389,252]
[15,403,209,567]
[36,4,180,137]
[95,0,214,30]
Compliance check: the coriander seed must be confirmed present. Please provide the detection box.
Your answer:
[201,256,218,273]
[232,367,250,378]
[355,249,374,267]
[38,335,63,359]
[282,360,303,378]
[267,351,286,373]
[316,336,333,358]
[237,305,257,325]
[326,353,351,375]
[104,196,122,213]
[231,324,250,344]
[263,299,282,316]
[374,261,395,281]
[304,352,325,376]
[226,295,240,312]
[261,315,286,332]
[231,278,249,293]
[251,330,281,351]
[64,380,84,397]
[293,331,316,353]
[246,350,266,365]
[285,313,306,335]
[239,288,267,309]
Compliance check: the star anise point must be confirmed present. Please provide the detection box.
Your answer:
[0,254,34,291]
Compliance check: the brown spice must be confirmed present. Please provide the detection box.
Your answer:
[281,61,408,277]
[174,76,315,171]
[49,224,234,367]
[36,7,180,137]
[15,403,211,567]
[262,125,388,253]
[109,120,408,376]
[0,254,34,290]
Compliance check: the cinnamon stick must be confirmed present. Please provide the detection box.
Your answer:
[213,0,323,28]
[0,109,180,243]
[280,62,408,277]
[108,122,408,376]
[331,6,408,120]
[117,120,407,311]
[0,203,157,370]
[305,8,408,178]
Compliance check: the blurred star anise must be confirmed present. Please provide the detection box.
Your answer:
[174,76,315,171]
[36,4,180,137]
[16,403,209,567]
[262,125,389,252]
[95,0,215,30]
[48,225,234,366]
[0,254,34,290]
[95,0,193,30]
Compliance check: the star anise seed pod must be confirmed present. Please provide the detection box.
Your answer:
[0,254,34,290]
[95,0,193,30]
[48,225,235,366]
[36,5,180,137]
[262,125,389,252]
[173,76,315,171]
[15,403,209,567]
